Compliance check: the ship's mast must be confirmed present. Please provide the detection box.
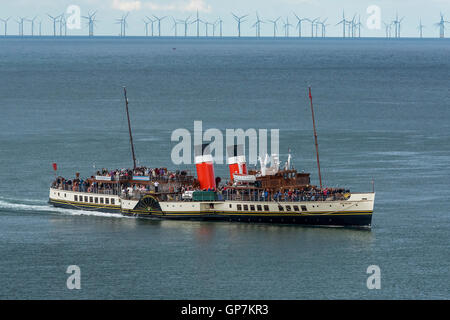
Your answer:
[123,87,137,170]
[308,86,323,190]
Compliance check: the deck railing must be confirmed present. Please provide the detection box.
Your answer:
[52,185,349,202]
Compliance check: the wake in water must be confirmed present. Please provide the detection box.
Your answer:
[0,198,128,219]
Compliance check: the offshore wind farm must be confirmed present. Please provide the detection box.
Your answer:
[1,0,450,302]
[0,9,449,38]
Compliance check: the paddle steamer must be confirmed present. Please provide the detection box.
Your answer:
[49,88,375,228]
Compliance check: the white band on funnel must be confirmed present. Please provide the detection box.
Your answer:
[228,155,246,165]
[195,154,214,164]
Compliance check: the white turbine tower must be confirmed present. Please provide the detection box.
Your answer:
[232,13,248,37]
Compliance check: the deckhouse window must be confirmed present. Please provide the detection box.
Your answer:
[237,204,242,211]
[301,205,307,211]
[89,197,93,203]
[74,195,78,201]
[250,205,255,211]
[105,198,109,204]
[286,205,292,211]
[85,196,88,202]
[111,199,115,205]
[264,205,269,211]
[293,205,300,212]
[95,197,98,203]
[278,205,284,211]
[100,198,104,204]
[243,205,248,211]
[257,205,262,211]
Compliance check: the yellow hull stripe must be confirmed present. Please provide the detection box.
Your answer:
[50,198,121,210]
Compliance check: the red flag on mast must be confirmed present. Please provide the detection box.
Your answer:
[52,163,57,171]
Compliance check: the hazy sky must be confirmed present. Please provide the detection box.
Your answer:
[0,0,449,37]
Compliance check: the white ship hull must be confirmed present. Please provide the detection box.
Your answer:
[49,188,374,228]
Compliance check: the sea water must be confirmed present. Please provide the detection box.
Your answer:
[0,37,449,299]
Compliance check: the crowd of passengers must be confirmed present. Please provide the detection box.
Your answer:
[95,167,190,182]
[52,173,350,202]
[219,186,350,202]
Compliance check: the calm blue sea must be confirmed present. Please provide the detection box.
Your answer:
[0,37,449,299]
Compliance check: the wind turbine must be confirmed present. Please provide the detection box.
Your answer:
[418,18,425,38]
[383,22,392,38]
[48,14,61,36]
[178,16,191,37]
[0,17,11,36]
[191,10,203,37]
[26,16,37,36]
[211,20,219,37]
[143,19,151,36]
[318,18,328,37]
[153,15,166,37]
[59,14,67,36]
[282,17,293,37]
[82,11,97,37]
[171,17,180,36]
[115,17,124,36]
[307,17,318,38]
[205,21,214,37]
[37,19,42,36]
[145,16,156,37]
[293,13,308,38]
[122,13,129,37]
[397,16,405,38]
[216,17,224,37]
[116,13,129,37]
[232,13,248,37]
[392,13,404,38]
[350,14,356,37]
[267,17,280,38]
[336,11,347,38]
[15,17,25,36]
[435,13,450,38]
[252,12,264,38]
[355,15,362,38]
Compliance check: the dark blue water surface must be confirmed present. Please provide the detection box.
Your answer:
[0,37,449,299]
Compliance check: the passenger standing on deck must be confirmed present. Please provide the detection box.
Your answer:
[154,181,159,193]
